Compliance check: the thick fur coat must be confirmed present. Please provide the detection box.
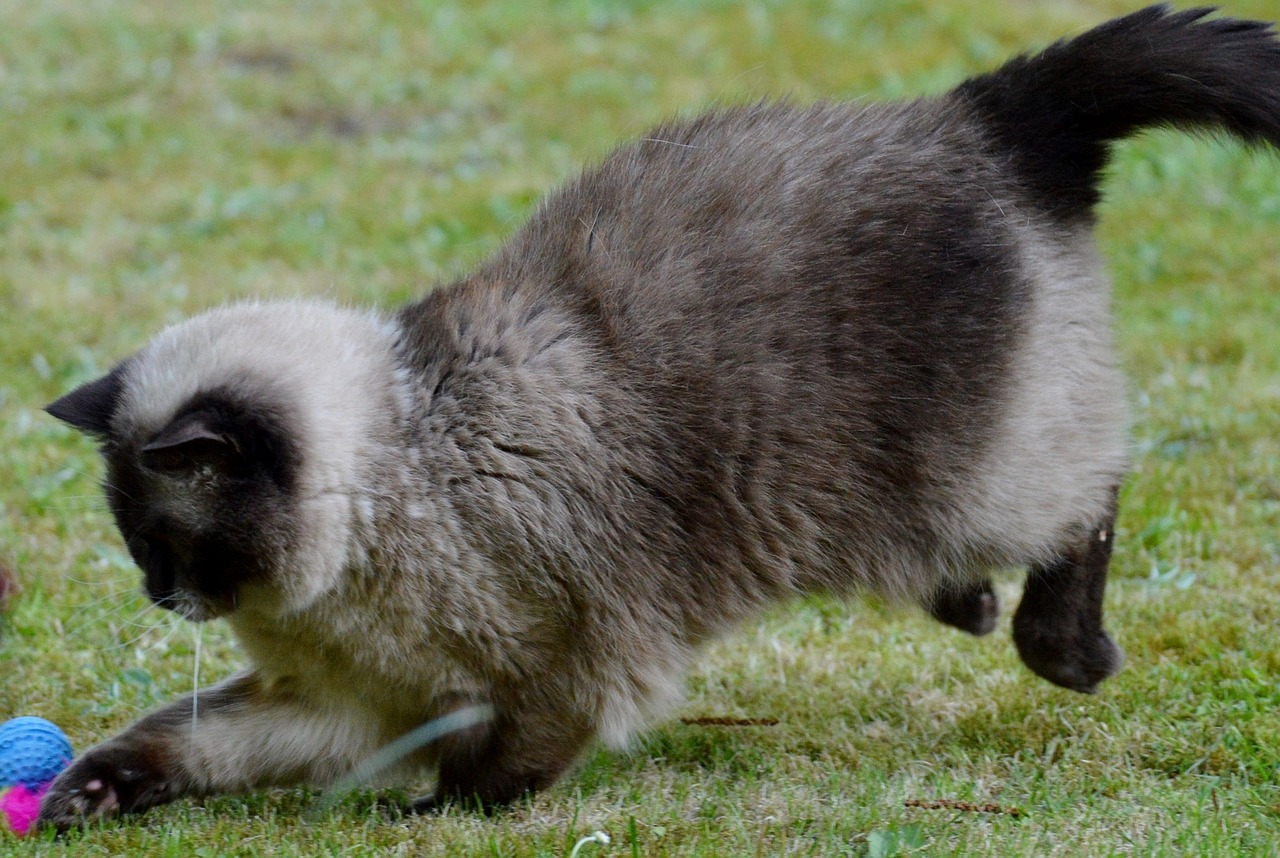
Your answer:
[41,5,1280,826]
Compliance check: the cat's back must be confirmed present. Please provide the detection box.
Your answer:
[392,95,1118,606]
[502,98,1034,486]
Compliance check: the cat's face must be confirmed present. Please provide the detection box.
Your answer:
[45,303,398,622]
[48,361,315,623]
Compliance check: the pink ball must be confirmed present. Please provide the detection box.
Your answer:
[1,784,47,837]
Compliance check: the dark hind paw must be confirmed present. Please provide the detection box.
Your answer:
[1013,491,1124,694]
[927,580,999,637]
[1013,615,1124,694]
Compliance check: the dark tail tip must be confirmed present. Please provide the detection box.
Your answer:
[956,4,1280,221]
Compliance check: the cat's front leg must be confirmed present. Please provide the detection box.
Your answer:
[38,671,375,829]
[37,679,257,828]
[926,578,999,636]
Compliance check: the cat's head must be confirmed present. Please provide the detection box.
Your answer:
[47,302,402,622]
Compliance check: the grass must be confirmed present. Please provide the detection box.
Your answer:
[2,0,1278,854]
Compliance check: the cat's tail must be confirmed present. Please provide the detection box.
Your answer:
[955,4,1280,221]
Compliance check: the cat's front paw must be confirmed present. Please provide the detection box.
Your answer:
[38,742,176,830]
[927,579,999,637]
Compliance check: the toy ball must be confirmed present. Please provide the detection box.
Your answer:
[0,717,74,836]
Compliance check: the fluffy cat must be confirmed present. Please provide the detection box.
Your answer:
[40,4,1280,828]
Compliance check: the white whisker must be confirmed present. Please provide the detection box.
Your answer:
[110,612,185,653]
[39,497,112,509]
[62,588,136,615]
[116,615,178,630]
[36,454,144,505]
[65,576,129,587]
[66,594,146,637]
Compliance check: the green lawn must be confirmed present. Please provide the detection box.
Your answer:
[2,0,1278,855]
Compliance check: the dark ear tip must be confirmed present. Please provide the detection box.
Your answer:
[44,363,130,437]
[45,391,85,427]
[45,395,78,423]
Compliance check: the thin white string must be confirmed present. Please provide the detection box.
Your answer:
[569,831,612,858]
[191,624,202,740]
[310,705,495,817]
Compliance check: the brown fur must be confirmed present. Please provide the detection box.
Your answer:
[40,5,1280,828]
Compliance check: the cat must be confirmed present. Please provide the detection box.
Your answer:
[39,4,1280,828]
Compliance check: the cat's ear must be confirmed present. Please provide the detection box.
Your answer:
[141,412,242,474]
[46,363,130,438]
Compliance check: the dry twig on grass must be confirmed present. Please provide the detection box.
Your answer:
[905,799,1022,817]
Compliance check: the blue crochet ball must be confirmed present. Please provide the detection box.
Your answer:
[0,717,74,790]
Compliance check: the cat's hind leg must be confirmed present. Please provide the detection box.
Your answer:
[926,579,1000,636]
[1012,490,1124,693]
[408,701,593,813]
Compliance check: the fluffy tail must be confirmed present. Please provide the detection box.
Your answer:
[956,4,1280,221]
